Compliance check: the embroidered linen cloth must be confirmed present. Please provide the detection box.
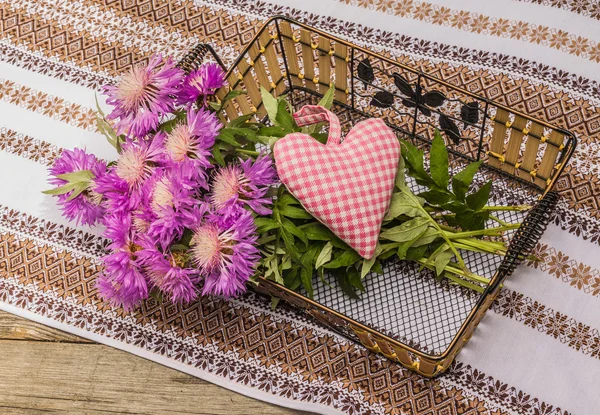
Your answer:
[0,1,598,414]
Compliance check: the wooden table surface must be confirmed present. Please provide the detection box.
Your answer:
[0,310,306,415]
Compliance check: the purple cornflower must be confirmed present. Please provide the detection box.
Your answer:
[48,148,107,226]
[190,209,259,298]
[177,62,226,106]
[146,165,207,250]
[137,244,200,304]
[164,107,221,177]
[210,154,277,215]
[94,135,164,214]
[96,213,148,309]
[115,133,165,189]
[103,54,184,139]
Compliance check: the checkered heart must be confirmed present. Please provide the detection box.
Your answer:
[273,105,400,259]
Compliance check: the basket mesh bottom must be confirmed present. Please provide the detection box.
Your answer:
[290,89,541,355]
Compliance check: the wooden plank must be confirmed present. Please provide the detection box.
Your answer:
[300,29,316,91]
[279,21,302,87]
[248,42,272,119]
[0,312,305,414]
[259,29,286,96]
[534,130,564,189]
[0,310,91,343]
[318,36,332,94]
[501,115,527,176]
[519,121,544,182]
[333,42,348,103]
[487,108,509,169]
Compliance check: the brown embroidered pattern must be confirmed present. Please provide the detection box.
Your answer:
[0,78,97,131]
[0,42,113,90]
[515,0,600,20]
[493,289,600,357]
[0,127,62,166]
[340,0,600,62]
[528,243,600,296]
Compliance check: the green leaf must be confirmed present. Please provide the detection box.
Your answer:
[257,126,289,138]
[372,261,383,274]
[318,85,336,110]
[212,143,226,166]
[430,130,449,189]
[303,223,348,249]
[442,200,470,215]
[323,249,361,269]
[455,210,490,231]
[277,193,300,206]
[55,170,94,183]
[42,182,78,196]
[401,140,432,185]
[395,156,406,189]
[411,226,440,246]
[434,247,454,276]
[219,90,246,112]
[281,218,308,245]
[277,204,314,220]
[405,245,428,261]
[383,192,422,221]
[66,182,89,201]
[254,217,280,233]
[217,128,241,147]
[466,180,492,211]
[270,256,284,284]
[360,243,383,278]
[283,267,301,291]
[275,100,299,132]
[335,269,359,299]
[271,296,281,309]
[452,161,482,201]
[311,132,329,144]
[227,127,259,143]
[419,189,452,205]
[380,217,430,242]
[260,86,279,125]
[208,101,222,112]
[300,246,319,298]
[315,241,333,269]
[228,113,255,128]
[347,266,365,292]
[280,226,302,264]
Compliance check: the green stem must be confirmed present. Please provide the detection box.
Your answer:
[405,190,468,272]
[489,214,510,226]
[454,238,507,255]
[416,258,489,291]
[235,148,260,156]
[443,224,519,239]
[481,205,531,211]
[443,272,485,293]
[256,222,316,245]
[454,241,506,256]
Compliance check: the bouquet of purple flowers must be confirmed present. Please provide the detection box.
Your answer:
[45,55,277,309]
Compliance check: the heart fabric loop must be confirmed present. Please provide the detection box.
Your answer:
[274,105,400,259]
[293,105,342,145]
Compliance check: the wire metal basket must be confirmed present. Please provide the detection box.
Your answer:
[179,16,576,377]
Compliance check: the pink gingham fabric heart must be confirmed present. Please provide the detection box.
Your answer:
[273,105,400,259]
